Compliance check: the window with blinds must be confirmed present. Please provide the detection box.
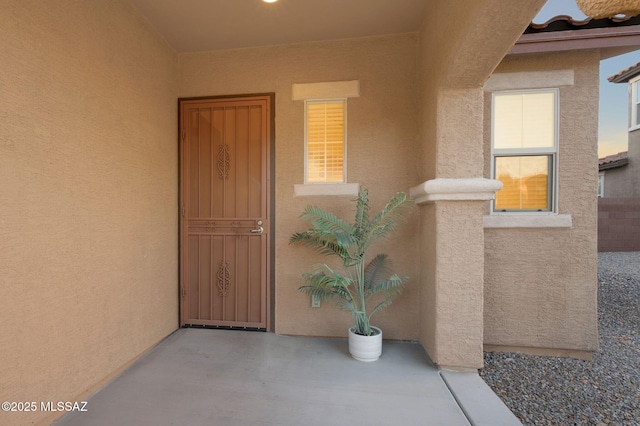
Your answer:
[305,100,345,183]
[494,156,551,210]
[492,90,558,212]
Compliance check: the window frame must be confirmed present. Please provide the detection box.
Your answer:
[490,88,559,214]
[598,171,605,198]
[304,98,347,184]
[630,76,640,131]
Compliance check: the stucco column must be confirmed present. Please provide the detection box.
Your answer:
[414,86,500,369]
[411,179,501,369]
[413,0,546,370]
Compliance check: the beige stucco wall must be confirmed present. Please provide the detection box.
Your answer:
[483,50,600,354]
[602,62,640,198]
[416,0,545,181]
[626,79,640,196]
[602,164,632,197]
[180,34,421,340]
[416,0,545,368]
[627,116,640,196]
[604,131,639,198]
[0,1,179,424]
[603,93,640,197]
[0,1,598,408]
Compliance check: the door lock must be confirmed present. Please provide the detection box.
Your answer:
[251,220,264,233]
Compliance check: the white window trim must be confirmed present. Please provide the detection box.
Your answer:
[598,171,605,198]
[294,183,360,197]
[490,88,560,214]
[484,70,574,92]
[304,98,347,185]
[293,80,360,197]
[630,76,640,131]
[484,214,572,229]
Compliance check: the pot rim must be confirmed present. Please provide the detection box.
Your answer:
[348,326,382,337]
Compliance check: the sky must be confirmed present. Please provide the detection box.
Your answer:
[534,0,640,157]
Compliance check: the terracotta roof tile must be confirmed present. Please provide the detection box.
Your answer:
[608,62,640,83]
[513,14,640,55]
[599,151,629,170]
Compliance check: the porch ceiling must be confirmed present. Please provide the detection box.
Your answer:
[129,0,428,53]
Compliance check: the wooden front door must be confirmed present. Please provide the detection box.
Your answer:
[180,96,271,330]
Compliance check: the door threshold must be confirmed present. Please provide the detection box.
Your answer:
[182,324,267,332]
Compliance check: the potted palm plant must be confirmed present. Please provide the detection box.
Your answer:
[290,189,413,362]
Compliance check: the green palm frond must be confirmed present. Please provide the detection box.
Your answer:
[362,192,413,251]
[374,194,412,231]
[353,188,370,238]
[303,264,352,286]
[339,300,359,316]
[368,299,394,319]
[298,265,354,306]
[300,206,355,241]
[363,254,392,290]
[290,232,351,259]
[298,285,337,303]
[365,274,406,300]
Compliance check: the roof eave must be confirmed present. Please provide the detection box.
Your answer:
[608,64,640,83]
[510,26,640,55]
[599,158,629,171]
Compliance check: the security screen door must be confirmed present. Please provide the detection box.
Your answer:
[179,96,270,329]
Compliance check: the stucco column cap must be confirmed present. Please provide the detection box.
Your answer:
[410,178,502,205]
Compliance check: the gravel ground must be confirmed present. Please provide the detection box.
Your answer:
[480,252,640,426]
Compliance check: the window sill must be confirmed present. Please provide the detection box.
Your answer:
[484,214,572,229]
[294,183,360,197]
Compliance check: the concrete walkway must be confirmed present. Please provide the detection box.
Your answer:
[54,329,520,426]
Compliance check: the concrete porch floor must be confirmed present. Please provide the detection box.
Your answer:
[54,329,520,426]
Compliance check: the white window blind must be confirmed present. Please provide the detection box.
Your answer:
[306,100,345,183]
[494,156,551,210]
[494,92,555,149]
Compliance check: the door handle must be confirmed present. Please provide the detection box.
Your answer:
[251,226,263,234]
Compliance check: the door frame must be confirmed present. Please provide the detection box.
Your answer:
[177,93,275,331]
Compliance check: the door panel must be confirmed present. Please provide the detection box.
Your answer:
[180,96,270,329]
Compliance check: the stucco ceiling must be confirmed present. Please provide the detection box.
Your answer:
[129,0,428,53]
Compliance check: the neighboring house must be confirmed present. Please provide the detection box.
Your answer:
[602,62,640,197]
[597,151,640,251]
[2,1,640,424]
[598,151,630,197]
[597,64,640,252]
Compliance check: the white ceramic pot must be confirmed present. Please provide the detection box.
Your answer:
[348,326,382,362]
[576,0,640,19]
